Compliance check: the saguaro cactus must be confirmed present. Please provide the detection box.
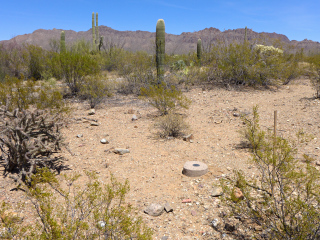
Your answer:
[197,38,202,65]
[98,36,104,51]
[60,31,66,53]
[92,12,96,51]
[156,19,165,84]
[244,26,248,43]
[92,12,103,51]
[96,13,99,44]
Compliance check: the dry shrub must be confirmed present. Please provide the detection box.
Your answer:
[155,112,189,138]
[0,107,63,183]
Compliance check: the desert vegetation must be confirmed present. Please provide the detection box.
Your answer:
[0,15,320,239]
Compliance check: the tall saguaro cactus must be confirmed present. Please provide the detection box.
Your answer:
[92,12,102,51]
[60,31,66,53]
[96,13,99,44]
[197,38,202,65]
[92,12,96,51]
[156,19,165,84]
[244,26,248,43]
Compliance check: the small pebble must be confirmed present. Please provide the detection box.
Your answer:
[132,115,138,121]
[211,218,219,228]
[100,139,109,144]
[88,109,95,115]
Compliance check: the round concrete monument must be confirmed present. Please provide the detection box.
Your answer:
[182,161,208,177]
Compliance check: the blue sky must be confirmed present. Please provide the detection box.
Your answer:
[1,0,319,42]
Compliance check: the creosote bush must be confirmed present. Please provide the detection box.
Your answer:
[155,112,189,138]
[220,106,320,239]
[140,82,191,115]
[208,41,304,87]
[58,50,101,95]
[306,52,320,98]
[0,169,153,239]
[0,75,68,113]
[117,51,155,95]
[79,74,112,108]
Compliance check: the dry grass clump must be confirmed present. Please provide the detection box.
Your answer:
[155,112,189,138]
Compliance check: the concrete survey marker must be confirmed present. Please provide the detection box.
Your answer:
[182,161,208,177]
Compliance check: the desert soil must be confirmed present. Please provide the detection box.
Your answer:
[1,78,320,239]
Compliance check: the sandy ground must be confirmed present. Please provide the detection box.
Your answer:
[1,78,320,239]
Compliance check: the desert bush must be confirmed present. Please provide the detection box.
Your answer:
[280,49,306,85]
[102,48,127,72]
[101,36,127,71]
[46,40,103,95]
[0,76,68,113]
[59,50,101,95]
[306,53,320,98]
[36,80,70,113]
[0,45,7,81]
[0,75,37,110]
[0,169,153,239]
[0,43,52,81]
[44,50,62,80]
[212,42,252,85]
[177,66,212,88]
[117,51,155,95]
[210,42,302,87]
[170,59,186,71]
[140,82,191,115]
[0,42,28,79]
[0,107,63,182]
[25,44,46,80]
[79,74,112,108]
[220,106,320,239]
[0,201,31,238]
[155,112,189,138]
[70,40,92,55]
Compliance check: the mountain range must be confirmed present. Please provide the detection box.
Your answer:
[1,26,320,54]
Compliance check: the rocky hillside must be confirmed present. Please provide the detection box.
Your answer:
[1,26,320,54]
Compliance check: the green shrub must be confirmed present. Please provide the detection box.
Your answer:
[101,36,127,72]
[117,51,155,95]
[0,169,153,239]
[140,83,191,115]
[220,106,320,239]
[210,42,303,87]
[36,80,69,113]
[0,76,68,113]
[306,53,320,98]
[170,60,186,71]
[0,42,28,79]
[0,76,36,110]
[176,66,211,88]
[79,74,112,108]
[25,44,46,80]
[59,50,101,95]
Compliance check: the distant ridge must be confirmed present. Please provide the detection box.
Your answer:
[1,25,320,54]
